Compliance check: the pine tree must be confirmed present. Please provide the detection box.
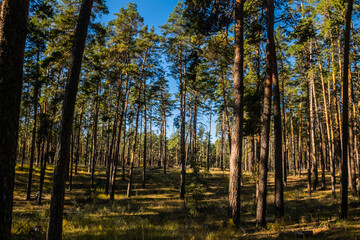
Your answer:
[0,1,30,238]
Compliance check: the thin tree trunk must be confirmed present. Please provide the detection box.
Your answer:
[180,49,186,199]
[207,102,212,171]
[311,76,326,189]
[348,66,356,194]
[163,115,167,174]
[127,50,147,198]
[308,40,318,192]
[21,111,29,169]
[315,39,336,196]
[68,132,74,190]
[74,108,83,175]
[143,74,147,186]
[91,86,100,189]
[26,74,39,200]
[110,75,130,201]
[298,102,303,177]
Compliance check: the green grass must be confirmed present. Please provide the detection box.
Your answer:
[11,164,360,239]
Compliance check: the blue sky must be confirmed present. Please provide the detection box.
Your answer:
[99,0,180,34]
[98,0,219,142]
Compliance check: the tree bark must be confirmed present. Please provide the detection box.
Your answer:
[46,1,93,239]
[228,0,244,227]
[340,0,353,219]
[91,86,100,189]
[0,0,29,238]
[272,0,284,217]
[256,0,273,226]
[180,49,186,199]
[26,71,40,200]
[207,102,212,171]
[340,0,353,220]
[315,39,336,196]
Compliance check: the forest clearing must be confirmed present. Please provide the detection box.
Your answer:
[1,0,360,239]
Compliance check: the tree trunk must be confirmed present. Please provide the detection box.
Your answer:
[46,1,93,239]
[110,76,130,201]
[311,76,326,189]
[126,101,140,198]
[0,0,29,237]
[143,74,147,187]
[267,0,284,218]
[105,76,122,195]
[21,110,29,169]
[256,0,273,226]
[340,0,353,219]
[127,50,147,198]
[68,132,74,190]
[26,73,39,200]
[315,39,336,196]
[91,87,100,189]
[180,49,186,199]
[298,102,303,177]
[74,108,83,175]
[308,40,318,192]
[228,0,244,227]
[207,102,212,171]
[348,66,356,194]
[163,115,167,174]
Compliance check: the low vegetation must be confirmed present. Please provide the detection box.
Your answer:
[11,165,360,239]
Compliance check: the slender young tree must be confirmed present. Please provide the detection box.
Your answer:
[47,0,94,239]
[0,0,30,238]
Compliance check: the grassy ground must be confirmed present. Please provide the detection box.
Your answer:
[11,164,360,239]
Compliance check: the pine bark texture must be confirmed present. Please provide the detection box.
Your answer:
[46,0,93,239]
[256,0,273,226]
[0,0,29,238]
[228,0,244,227]
[340,0,353,220]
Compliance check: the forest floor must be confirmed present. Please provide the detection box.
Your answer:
[11,164,360,239]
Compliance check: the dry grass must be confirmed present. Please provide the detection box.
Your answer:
[11,164,360,239]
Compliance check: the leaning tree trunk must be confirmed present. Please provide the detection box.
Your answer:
[46,0,93,239]
[0,0,29,238]
[228,0,244,227]
[256,0,274,227]
[340,0,353,220]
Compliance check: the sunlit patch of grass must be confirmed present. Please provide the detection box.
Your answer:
[11,164,360,239]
